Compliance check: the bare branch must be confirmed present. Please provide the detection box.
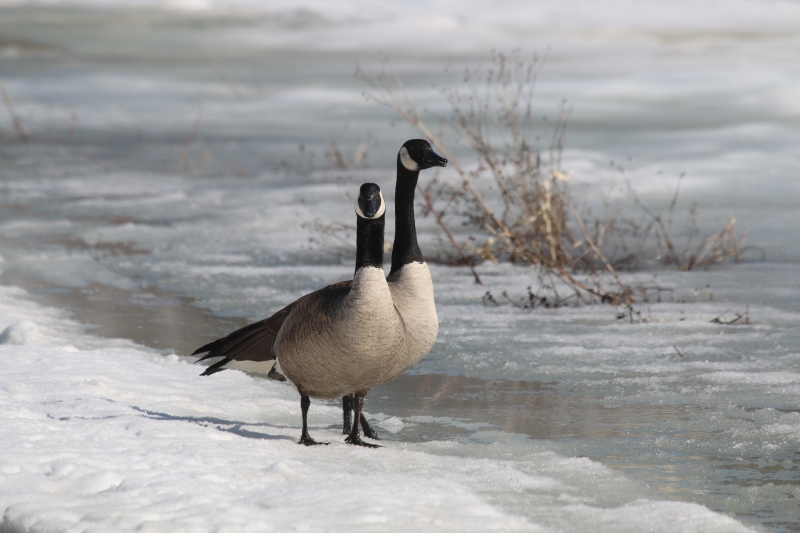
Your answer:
[1,81,28,142]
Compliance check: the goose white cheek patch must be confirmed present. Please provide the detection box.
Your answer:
[354,192,386,219]
[399,147,419,171]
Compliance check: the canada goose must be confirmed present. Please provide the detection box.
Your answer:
[386,140,446,371]
[278,183,401,446]
[194,140,447,440]
[201,183,394,446]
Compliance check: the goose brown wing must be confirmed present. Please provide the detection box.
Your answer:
[194,280,353,373]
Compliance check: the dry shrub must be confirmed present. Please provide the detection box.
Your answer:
[357,51,754,307]
[439,52,573,269]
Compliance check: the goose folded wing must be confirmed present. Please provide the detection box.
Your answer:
[193,280,354,366]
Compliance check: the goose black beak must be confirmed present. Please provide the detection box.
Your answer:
[422,149,448,168]
[358,195,381,218]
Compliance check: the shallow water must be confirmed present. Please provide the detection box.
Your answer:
[1,2,799,532]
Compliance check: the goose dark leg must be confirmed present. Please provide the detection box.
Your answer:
[342,395,353,434]
[343,393,378,439]
[345,392,380,448]
[360,413,379,440]
[299,395,328,446]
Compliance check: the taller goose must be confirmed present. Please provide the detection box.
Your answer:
[193,140,447,440]
[385,139,446,376]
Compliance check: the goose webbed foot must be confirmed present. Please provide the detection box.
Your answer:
[345,433,380,448]
[343,394,379,439]
[360,415,379,440]
[299,435,329,446]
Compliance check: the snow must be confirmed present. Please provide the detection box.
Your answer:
[0,286,757,532]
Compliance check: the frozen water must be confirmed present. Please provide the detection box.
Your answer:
[0,1,798,531]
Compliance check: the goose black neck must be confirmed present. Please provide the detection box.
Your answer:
[355,215,385,273]
[390,161,424,275]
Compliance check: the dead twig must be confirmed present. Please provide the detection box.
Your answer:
[482,291,500,306]
[226,162,250,177]
[176,108,202,175]
[417,184,482,284]
[1,82,28,142]
[203,49,244,101]
[567,203,630,300]
[710,306,751,325]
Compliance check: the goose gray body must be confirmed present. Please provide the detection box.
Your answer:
[196,261,438,390]
[275,266,404,399]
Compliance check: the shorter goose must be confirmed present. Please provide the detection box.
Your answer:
[198,183,396,446]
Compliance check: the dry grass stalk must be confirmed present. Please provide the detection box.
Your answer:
[176,108,203,175]
[417,186,483,284]
[619,174,756,270]
[305,220,358,255]
[325,137,375,171]
[202,49,244,101]
[710,305,750,325]
[1,81,28,142]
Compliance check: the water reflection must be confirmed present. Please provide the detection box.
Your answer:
[0,250,246,354]
[365,373,696,442]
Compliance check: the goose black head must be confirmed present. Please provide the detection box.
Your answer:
[398,139,448,172]
[355,183,385,219]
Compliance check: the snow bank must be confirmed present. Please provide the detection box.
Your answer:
[0,285,756,532]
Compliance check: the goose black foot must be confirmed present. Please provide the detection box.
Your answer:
[361,416,379,440]
[299,435,329,446]
[345,434,381,448]
[343,394,379,439]
[345,391,380,447]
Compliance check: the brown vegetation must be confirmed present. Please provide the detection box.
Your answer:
[357,51,756,307]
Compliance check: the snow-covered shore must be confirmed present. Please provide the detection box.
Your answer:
[0,285,759,533]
